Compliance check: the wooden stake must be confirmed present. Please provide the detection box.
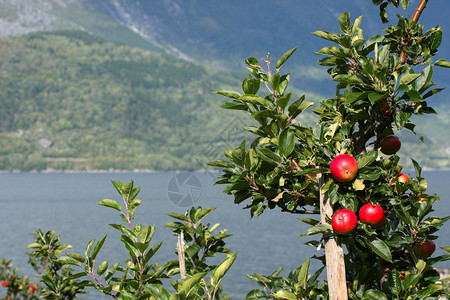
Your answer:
[319,174,348,300]
[177,230,187,279]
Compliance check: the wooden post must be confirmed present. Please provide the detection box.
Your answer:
[319,174,348,300]
[177,230,187,279]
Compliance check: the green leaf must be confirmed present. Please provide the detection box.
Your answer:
[243,78,261,95]
[276,47,298,70]
[279,129,295,157]
[338,12,351,34]
[143,284,171,300]
[434,58,450,68]
[270,72,281,92]
[368,92,386,104]
[411,158,422,178]
[105,262,120,284]
[277,93,291,111]
[211,253,238,287]
[245,289,267,299]
[356,151,378,169]
[273,290,297,300]
[366,236,393,262]
[312,30,339,43]
[363,289,388,300]
[143,241,163,266]
[255,148,282,164]
[111,180,124,195]
[441,246,450,254]
[167,213,189,222]
[387,270,402,295]
[358,166,382,181]
[400,0,409,10]
[297,218,320,226]
[429,30,442,51]
[97,199,122,212]
[194,207,216,223]
[288,96,312,119]
[179,272,207,294]
[220,102,248,110]
[245,57,259,67]
[240,94,274,108]
[27,243,42,249]
[206,160,235,169]
[97,261,108,276]
[297,258,310,289]
[85,238,95,259]
[402,273,420,290]
[58,255,83,267]
[399,73,420,85]
[300,223,331,236]
[91,235,107,261]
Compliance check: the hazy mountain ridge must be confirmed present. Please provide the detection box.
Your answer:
[0,1,449,171]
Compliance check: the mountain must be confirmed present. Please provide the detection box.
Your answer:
[0,1,449,171]
[2,0,449,98]
[0,31,249,171]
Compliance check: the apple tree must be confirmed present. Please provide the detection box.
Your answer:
[208,0,449,298]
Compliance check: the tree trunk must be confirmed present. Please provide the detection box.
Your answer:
[319,174,348,300]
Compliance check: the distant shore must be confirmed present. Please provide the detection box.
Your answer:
[0,168,218,174]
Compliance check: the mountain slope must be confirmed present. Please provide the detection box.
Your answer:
[0,31,252,171]
[1,0,449,99]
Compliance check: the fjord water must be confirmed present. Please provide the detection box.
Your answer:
[0,171,448,299]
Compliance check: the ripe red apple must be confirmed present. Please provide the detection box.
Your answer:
[397,173,410,184]
[413,240,436,259]
[359,203,385,228]
[332,209,358,235]
[380,135,401,155]
[330,154,358,182]
[29,285,35,292]
[1,281,8,287]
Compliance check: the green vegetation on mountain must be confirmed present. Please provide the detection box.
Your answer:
[0,31,251,171]
[0,30,448,172]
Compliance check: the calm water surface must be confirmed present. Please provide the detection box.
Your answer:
[0,171,448,299]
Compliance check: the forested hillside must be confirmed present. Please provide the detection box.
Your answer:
[0,31,258,171]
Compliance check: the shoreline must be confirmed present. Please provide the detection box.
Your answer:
[0,168,220,174]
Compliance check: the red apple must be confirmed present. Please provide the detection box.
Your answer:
[413,240,436,259]
[359,203,385,228]
[397,173,410,184]
[332,209,358,235]
[1,281,8,287]
[380,135,401,155]
[330,154,358,182]
[29,285,35,292]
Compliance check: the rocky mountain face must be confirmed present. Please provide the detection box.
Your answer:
[1,0,448,68]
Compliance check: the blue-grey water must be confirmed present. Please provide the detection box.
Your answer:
[0,171,448,299]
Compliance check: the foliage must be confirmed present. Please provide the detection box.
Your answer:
[209,0,449,298]
[0,259,39,300]
[166,206,236,299]
[53,180,235,299]
[26,229,86,299]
